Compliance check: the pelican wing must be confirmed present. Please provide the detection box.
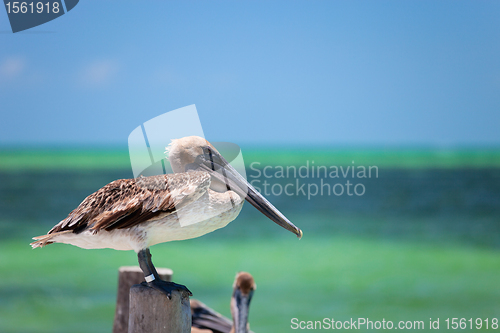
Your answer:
[191,299,233,333]
[48,171,210,234]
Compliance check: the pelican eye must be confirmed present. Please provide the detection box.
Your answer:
[202,146,213,155]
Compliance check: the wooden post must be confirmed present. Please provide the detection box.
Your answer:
[128,284,191,333]
[113,266,173,333]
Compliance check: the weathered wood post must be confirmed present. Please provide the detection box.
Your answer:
[112,266,175,333]
[128,285,191,333]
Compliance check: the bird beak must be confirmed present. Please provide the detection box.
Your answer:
[187,147,303,239]
[232,288,253,333]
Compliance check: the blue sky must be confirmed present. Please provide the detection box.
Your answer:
[0,1,499,147]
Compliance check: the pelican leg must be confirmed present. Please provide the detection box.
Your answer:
[137,248,192,299]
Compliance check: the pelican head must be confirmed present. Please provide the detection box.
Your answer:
[231,272,256,333]
[167,136,302,238]
[167,136,214,174]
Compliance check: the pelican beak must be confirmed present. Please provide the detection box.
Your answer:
[187,147,303,239]
[232,287,253,333]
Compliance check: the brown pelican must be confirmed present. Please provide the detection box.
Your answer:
[191,272,256,333]
[31,136,302,298]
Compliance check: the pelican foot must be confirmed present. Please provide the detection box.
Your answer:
[143,279,192,299]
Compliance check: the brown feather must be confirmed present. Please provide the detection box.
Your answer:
[47,171,210,235]
[191,299,233,333]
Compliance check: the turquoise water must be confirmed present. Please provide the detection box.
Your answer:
[2,167,499,247]
[1,164,500,332]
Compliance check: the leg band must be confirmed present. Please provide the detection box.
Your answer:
[145,274,155,283]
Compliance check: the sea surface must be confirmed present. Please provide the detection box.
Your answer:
[1,148,500,333]
[1,162,499,248]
